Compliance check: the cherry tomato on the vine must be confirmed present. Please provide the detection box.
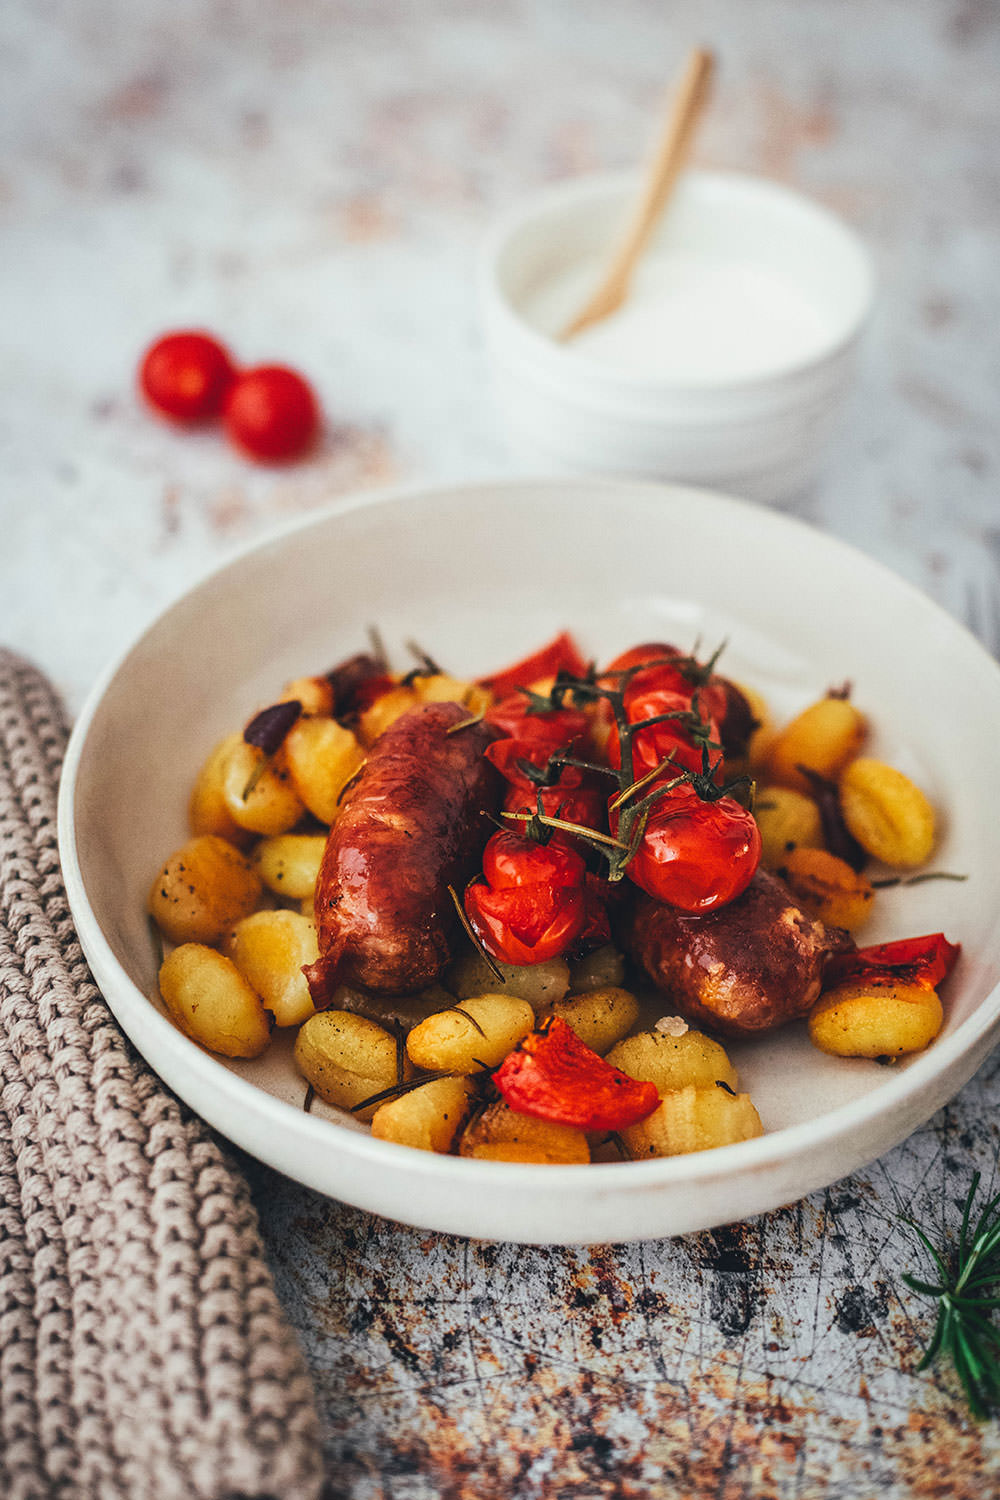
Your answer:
[617,781,761,913]
[224,364,320,462]
[139,331,236,423]
[605,644,755,760]
[464,831,586,966]
[484,694,587,747]
[608,686,720,780]
[502,769,607,842]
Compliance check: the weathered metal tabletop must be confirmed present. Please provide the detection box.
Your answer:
[3,1,999,1494]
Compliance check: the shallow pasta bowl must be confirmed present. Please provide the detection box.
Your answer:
[58,477,1000,1245]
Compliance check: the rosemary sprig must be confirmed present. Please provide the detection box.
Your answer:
[902,1172,1000,1419]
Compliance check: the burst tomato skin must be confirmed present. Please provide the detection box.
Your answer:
[484,694,587,747]
[139,331,236,423]
[502,774,606,840]
[608,687,720,780]
[620,782,762,913]
[223,364,320,461]
[464,831,587,965]
[482,831,584,892]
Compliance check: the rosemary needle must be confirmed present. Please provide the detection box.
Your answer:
[902,1172,1000,1419]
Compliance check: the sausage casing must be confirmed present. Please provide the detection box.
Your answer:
[305,701,501,1000]
[624,868,854,1037]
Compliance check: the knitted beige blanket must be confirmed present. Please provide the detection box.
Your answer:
[0,650,325,1500]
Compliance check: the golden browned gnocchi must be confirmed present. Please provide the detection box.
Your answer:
[605,1029,737,1094]
[772,846,875,932]
[219,741,305,836]
[459,1100,590,1164]
[754,786,824,870]
[254,833,327,901]
[188,732,255,846]
[838,757,936,868]
[223,909,318,1027]
[371,1075,478,1153]
[158,943,273,1058]
[282,716,365,824]
[406,993,535,1073]
[148,834,263,947]
[621,1084,763,1159]
[537,987,640,1056]
[294,1010,409,1121]
[808,980,944,1058]
[763,693,866,793]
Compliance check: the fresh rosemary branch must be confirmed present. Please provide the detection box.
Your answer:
[902,1172,1000,1419]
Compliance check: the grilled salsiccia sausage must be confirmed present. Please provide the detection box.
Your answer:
[624,869,853,1037]
[305,701,501,1001]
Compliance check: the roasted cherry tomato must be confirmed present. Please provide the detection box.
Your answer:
[493,1016,659,1131]
[139,330,235,423]
[479,631,588,700]
[224,364,320,462]
[608,687,720,780]
[576,871,613,950]
[502,769,607,841]
[601,641,758,755]
[601,641,683,680]
[485,693,587,747]
[618,781,762,913]
[464,831,586,965]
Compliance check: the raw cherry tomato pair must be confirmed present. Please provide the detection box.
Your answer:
[138,330,319,462]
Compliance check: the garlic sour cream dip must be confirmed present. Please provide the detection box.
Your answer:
[524,248,836,383]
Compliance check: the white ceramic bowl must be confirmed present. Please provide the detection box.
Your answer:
[480,171,876,505]
[59,477,1000,1245]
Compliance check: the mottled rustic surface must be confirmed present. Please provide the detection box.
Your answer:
[3,1,1000,1495]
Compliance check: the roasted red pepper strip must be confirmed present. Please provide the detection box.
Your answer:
[493,1016,659,1132]
[826,932,961,990]
[479,631,588,700]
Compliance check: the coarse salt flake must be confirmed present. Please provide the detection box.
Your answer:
[654,1015,689,1038]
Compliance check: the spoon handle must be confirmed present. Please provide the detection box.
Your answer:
[562,47,715,341]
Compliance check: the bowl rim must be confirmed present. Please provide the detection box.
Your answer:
[57,475,1000,1229]
[479,167,878,398]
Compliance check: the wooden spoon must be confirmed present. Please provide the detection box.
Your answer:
[560,47,715,341]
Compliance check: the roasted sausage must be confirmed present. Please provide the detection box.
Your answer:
[623,868,854,1037]
[304,701,501,1001]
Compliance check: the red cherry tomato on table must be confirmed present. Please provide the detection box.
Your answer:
[139,331,236,423]
[224,365,320,462]
[464,831,586,966]
[617,781,761,913]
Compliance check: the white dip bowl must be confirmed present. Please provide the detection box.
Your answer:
[480,170,876,506]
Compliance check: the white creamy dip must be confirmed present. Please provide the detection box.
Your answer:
[523,248,835,383]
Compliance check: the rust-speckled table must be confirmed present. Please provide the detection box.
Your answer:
[3,2,999,1494]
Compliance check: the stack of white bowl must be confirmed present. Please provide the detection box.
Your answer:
[479,170,875,507]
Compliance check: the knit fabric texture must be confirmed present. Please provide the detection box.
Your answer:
[0,650,325,1500]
